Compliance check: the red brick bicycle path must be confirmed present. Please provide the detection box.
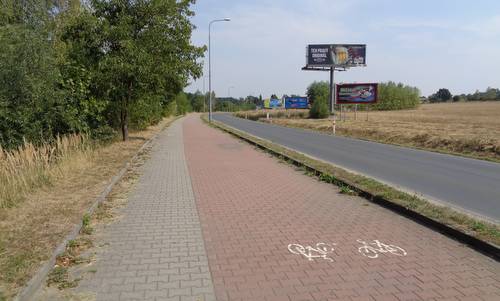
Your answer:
[183,115,500,301]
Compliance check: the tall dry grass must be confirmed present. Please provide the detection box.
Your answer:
[0,134,94,208]
[234,109,309,121]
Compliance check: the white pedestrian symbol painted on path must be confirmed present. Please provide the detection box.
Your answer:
[357,239,407,259]
[287,243,336,262]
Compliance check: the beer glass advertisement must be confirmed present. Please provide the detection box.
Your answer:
[285,97,309,109]
[307,44,366,67]
[336,83,378,104]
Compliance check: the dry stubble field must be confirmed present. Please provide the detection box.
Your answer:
[239,102,500,161]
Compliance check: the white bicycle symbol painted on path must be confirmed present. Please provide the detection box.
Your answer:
[357,239,407,259]
[288,240,407,261]
[287,243,336,262]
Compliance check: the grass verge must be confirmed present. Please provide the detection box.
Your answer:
[202,114,500,252]
[0,116,179,300]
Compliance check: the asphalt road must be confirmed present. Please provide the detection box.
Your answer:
[213,113,500,223]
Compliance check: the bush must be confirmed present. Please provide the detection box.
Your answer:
[307,81,330,119]
[428,88,453,103]
[309,99,329,118]
[130,96,163,130]
[90,125,116,142]
[306,81,329,105]
[371,82,420,110]
[164,100,177,117]
[175,92,191,115]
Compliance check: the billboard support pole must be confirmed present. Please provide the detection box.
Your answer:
[329,66,336,135]
[329,67,334,114]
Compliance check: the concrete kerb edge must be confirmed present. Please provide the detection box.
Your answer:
[202,115,500,262]
[15,116,182,301]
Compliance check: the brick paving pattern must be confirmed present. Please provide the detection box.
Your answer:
[183,115,500,301]
[77,119,216,301]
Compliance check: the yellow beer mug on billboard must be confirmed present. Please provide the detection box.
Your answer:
[335,46,348,65]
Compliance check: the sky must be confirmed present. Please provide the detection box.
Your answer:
[185,0,500,98]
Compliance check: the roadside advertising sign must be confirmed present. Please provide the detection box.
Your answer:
[264,98,283,109]
[285,97,309,109]
[269,98,282,108]
[307,44,366,67]
[264,98,270,108]
[336,83,378,104]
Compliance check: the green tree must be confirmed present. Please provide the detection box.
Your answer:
[187,90,206,112]
[307,81,330,118]
[130,94,164,129]
[0,0,71,148]
[175,92,191,115]
[63,0,204,140]
[371,82,420,110]
[245,95,259,106]
[467,90,481,101]
[436,88,452,101]
[483,87,497,100]
[429,88,452,102]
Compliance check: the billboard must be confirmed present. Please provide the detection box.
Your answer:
[336,83,378,104]
[285,97,309,109]
[264,98,283,109]
[307,44,366,67]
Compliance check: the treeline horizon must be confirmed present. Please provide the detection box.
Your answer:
[426,87,500,103]
[182,91,258,113]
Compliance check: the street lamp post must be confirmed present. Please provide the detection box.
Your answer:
[209,18,231,122]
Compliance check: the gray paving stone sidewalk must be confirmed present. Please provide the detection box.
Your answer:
[76,118,216,301]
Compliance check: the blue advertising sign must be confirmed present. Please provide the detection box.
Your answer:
[269,98,282,108]
[285,97,309,109]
